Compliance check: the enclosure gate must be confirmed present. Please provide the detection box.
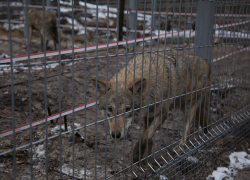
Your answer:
[0,0,250,179]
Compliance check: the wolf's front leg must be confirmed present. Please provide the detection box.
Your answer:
[133,137,153,163]
[133,115,163,163]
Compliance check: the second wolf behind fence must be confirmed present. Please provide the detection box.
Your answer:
[26,8,58,50]
[92,51,211,163]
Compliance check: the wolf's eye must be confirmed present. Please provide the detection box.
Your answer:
[126,107,131,112]
[108,107,113,113]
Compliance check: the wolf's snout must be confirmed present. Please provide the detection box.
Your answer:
[111,131,121,138]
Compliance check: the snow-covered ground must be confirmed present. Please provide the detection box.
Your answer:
[207,150,250,180]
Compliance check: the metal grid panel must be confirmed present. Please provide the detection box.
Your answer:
[0,0,250,179]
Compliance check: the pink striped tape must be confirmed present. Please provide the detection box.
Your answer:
[0,29,191,63]
[0,101,97,138]
[213,47,249,62]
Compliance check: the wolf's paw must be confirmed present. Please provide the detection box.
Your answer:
[132,142,141,164]
[173,141,185,154]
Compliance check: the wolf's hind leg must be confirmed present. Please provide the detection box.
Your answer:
[201,93,211,133]
[174,102,199,154]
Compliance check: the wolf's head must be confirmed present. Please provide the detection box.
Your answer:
[92,77,146,139]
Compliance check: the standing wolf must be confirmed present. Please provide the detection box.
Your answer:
[92,52,211,163]
[26,8,58,50]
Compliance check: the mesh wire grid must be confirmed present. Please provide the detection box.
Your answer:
[0,0,250,179]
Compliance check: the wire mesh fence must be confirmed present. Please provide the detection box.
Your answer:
[0,0,250,179]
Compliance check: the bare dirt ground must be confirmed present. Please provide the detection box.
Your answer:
[0,8,250,179]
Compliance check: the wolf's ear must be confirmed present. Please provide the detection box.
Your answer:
[92,78,110,96]
[129,78,147,94]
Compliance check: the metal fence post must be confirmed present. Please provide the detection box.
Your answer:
[128,0,136,47]
[23,0,30,38]
[46,0,51,7]
[194,0,215,66]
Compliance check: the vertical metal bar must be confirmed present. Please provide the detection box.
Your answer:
[128,0,136,48]
[135,0,147,173]
[240,5,250,115]
[235,2,247,124]
[194,1,215,66]
[151,0,156,45]
[55,0,63,178]
[151,0,156,30]
[184,1,199,151]
[232,1,245,124]
[46,0,51,7]
[145,0,156,170]
[83,1,88,179]
[169,0,178,153]
[41,0,48,179]
[200,0,217,139]
[122,0,131,176]
[23,0,30,38]
[160,0,171,164]
[193,0,213,145]
[94,0,99,179]
[7,1,16,179]
[173,0,185,152]
[152,0,163,168]
[105,0,110,178]
[221,3,234,129]
[70,0,76,179]
[212,2,224,134]
[177,0,190,147]
[23,0,34,179]
[227,2,239,125]
[118,0,125,41]
[113,0,122,177]
[245,6,250,117]
[130,0,139,174]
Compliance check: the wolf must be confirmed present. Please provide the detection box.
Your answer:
[92,52,211,163]
[26,8,58,50]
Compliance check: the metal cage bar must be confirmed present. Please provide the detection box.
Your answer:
[0,0,250,179]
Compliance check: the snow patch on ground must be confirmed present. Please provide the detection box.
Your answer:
[10,2,23,6]
[79,2,117,12]
[33,144,45,170]
[50,123,81,134]
[207,151,250,180]
[62,164,92,177]
[60,0,73,6]
[3,23,24,31]
[34,144,45,158]
[0,53,10,59]
[78,2,117,19]
[60,7,72,13]
[187,156,199,163]
[64,17,86,34]
[160,175,168,180]
[0,62,59,72]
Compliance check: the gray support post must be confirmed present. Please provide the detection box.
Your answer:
[128,0,137,47]
[194,1,215,66]
[46,0,51,7]
[23,0,30,38]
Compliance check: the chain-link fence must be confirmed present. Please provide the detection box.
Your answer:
[0,0,250,179]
